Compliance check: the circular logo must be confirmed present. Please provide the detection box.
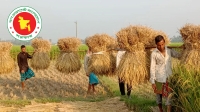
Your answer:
[7,6,42,41]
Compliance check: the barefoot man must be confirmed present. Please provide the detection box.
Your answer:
[150,35,183,112]
[17,45,35,90]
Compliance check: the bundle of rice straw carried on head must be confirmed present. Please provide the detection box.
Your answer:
[180,24,200,72]
[56,37,81,74]
[0,42,15,74]
[31,38,51,70]
[86,34,115,76]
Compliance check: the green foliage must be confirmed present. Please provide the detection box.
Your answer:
[10,44,88,61]
[170,67,200,112]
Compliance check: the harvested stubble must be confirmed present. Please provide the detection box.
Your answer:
[86,34,115,76]
[56,37,82,74]
[180,24,200,72]
[115,42,149,86]
[31,38,51,70]
[0,42,15,74]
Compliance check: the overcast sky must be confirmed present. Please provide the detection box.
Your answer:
[0,0,200,43]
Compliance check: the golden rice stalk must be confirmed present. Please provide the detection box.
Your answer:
[180,24,199,43]
[116,26,139,51]
[31,38,51,70]
[109,51,117,75]
[86,34,111,52]
[30,52,50,70]
[31,38,51,52]
[116,43,149,86]
[55,52,81,74]
[57,37,81,52]
[88,52,113,76]
[0,42,14,74]
[180,43,200,72]
[0,42,13,53]
[106,36,117,51]
[180,24,200,72]
[0,53,15,74]
[116,25,170,49]
[133,25,156,46]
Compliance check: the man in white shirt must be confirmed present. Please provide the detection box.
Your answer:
[150,35,182,112]
[116,43,132,98]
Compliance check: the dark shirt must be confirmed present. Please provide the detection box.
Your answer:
[17,52,32,73]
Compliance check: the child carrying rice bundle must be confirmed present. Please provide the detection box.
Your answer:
[56,37,82,74]
[31,38,51,70]
[0,42,15,74]
[85,34,115,76]
[180,24,200,72]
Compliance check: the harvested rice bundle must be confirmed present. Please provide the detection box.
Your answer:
[180,24,199,43]
[106,36,117,51]
[133,25,156,46]
[0,42,15,74]
[116,25,170,49]
[56,37,82,74]
[116,25,156,86]
[180,24,200,72]
[56,52,82,74]
[105,36,118,75]
[86,34,109,52]
[116,26,139,51]
[31,38,51,70]
[115,42,149,86]
[57,37,81,52]
[86,34,114,76]
[87,52,112,75]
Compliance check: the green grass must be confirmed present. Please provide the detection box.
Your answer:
[0,99,31,107]
[100,76,157,112]
[0,96,108,107]
[169,42,183,47]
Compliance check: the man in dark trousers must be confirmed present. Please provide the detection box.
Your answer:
[17,45,35,90]
[116,43,132,98]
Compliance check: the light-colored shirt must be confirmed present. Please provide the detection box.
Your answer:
[150,46,181,84]
[84,51,104,73]
[84,52,92,73]
[116,50,126,68]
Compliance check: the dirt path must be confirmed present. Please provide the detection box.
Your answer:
[0,97,133,112]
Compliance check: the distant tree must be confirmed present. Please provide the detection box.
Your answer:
[171,35,183,42]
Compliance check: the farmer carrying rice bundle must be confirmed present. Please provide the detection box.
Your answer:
[17,45,35,90]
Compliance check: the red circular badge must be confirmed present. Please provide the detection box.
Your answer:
[13,12,36,35]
